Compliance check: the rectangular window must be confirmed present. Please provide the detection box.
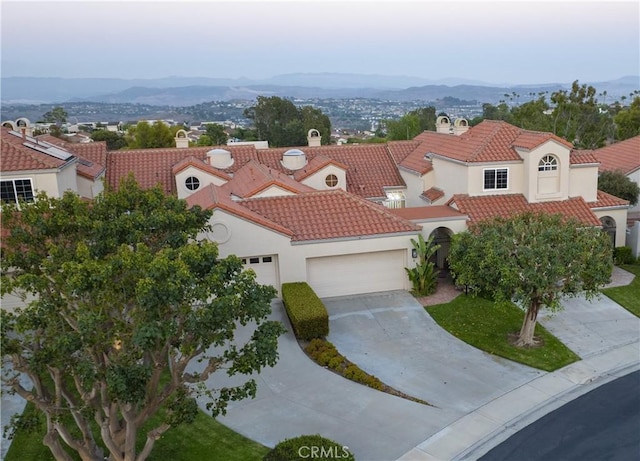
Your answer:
[249,257,260,264]
[483,168,508,190]
[262,257,272,263]
[1,179,34,204]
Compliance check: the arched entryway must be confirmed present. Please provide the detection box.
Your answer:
[429,227,454,270]
[600,216,616,248]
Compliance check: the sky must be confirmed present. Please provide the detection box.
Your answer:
[1,0,639,85]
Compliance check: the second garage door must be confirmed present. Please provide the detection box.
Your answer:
[306,250,407,298]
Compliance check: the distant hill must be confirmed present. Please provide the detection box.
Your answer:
[1,73,638,106]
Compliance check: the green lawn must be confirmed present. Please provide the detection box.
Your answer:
[602,264,640,317]
[5,403,269,461]
[426,295,580,372]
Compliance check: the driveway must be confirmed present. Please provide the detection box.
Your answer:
[324,291,543,412]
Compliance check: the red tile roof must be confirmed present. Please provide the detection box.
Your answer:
[256,144,406,199]
[569,150,600,165]
[240,189,421,241]
[421,187,445,202]
[221,159,315,198]
[388,206,466,221]
[591,136,640,174]
[292,154,348,181]
[171,156,232,181]
[1,127,73,172]
[589,190,630,208]
[401,121,574,174]
[448,194,602,226]
[387,140,421,165]
[105,145,257,194]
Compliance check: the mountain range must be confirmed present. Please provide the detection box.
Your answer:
[2,73,638,106]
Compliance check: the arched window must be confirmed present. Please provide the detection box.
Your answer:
[538,155,558,171]
[185,176,200,191]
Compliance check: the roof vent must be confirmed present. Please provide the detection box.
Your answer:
[281,148,307,170]
[207,148,234,169]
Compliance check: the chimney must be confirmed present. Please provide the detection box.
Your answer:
[307,129,321,147]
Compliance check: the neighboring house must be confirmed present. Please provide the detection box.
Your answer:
[2,118,630,298]
[1,124,107,203]
[591,135,640,257]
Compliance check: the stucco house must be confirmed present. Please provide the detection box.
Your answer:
[1,119,630,298]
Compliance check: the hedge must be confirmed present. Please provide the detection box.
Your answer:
[281,282,329,340]
[263,434,355,461]
[614,246,635,265]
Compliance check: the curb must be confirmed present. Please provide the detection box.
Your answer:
[396,342,640,461]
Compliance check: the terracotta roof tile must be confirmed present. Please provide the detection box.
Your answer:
[36,134,108,180]
[240,189,421,241]
[569,150,600,165]
[1,127,72,172]
[292,154,348,181]
[388,205,466,220]
[591,136,640,174]
[421,187,445,202]
[387,140,421,164]
[256,144,406,199]
[449,193,601,226]
[106,145,257,194]
[171,156,232,181]
[589,190,630,208]
[403,121,575,173]
[221,159,314,198]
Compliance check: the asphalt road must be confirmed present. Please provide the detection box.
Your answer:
[480,370,640,461]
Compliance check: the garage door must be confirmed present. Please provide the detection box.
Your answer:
[307,250,406,298]
[242,255,279,291]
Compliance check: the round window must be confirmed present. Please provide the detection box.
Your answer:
[185,176,200,191]
[325,174,338,187]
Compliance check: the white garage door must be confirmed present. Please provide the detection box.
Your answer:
[307,250,406,298]
[242,255,279,291]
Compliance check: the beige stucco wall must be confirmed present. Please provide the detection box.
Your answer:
[300,165,347,192]
[254,185,297,198]
[592,208,629,247]
[519,141,573,202]
[467,162,524,197]
[174,166,228,199]
[569,165,599,203]
[3,164,77,199]
[432,157,469,201]
[398,169,428,207]
[77,174,105,199]
[203,210,419,293]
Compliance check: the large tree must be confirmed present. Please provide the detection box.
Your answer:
[42,106,69,126]
[598,170,640,206]
[1,177,285,461]
[125,121,175,149]
[385,107,437,140]
[613,96,640,140]
[244,96,331,147]
[449,212,612,347]
[90,129,127,151]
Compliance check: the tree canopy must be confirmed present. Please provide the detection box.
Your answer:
[90,129,127,151]
[598,170,640,206]
[614,96,640,140]
[125,121,175,149]
[449,212,612,347]
[243,96,331,147]
[1,177,285,461]
[385,106,437,140]
[42,106,68,126]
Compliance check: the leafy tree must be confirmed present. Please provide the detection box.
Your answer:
[410,106,437,132]
[90,129,127,151]
[473,102,513,125]
[405,234,440,296]
[614,96,640,140]
[598,170,640,206]
[449,212,612,347]
[204,123,229,146]
[244,96,331,147]
[42,106,68,127]
[126,120,175,149]
[1,177,285,461]
[510,95,552,132]
[385,107,437,141]
[550,80,614,149]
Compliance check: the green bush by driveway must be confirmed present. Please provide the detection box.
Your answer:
[426,295,580,372]
[281,282,329,340]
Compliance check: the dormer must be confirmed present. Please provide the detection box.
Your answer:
[281,148,307,170]
[307,129,321,147]
[207,148,234,169]
[175,129,189,148]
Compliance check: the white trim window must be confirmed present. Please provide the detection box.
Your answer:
[385,191,406,209]
[1,178,34,204]
[483,168,508,190]
[538,155,558,171]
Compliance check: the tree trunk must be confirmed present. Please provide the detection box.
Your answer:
[516,301,540,347]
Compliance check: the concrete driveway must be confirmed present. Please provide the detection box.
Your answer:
[325,291,543,412]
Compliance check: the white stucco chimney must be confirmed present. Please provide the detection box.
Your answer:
[453,118,469,136]
[307,129,321,147]
[175,129,189,148]
[436,115,451,134]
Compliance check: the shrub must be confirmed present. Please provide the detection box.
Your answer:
[281,283,329,340]
[263,434,355,461]
[614,246,635,265]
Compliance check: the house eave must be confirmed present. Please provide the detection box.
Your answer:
[290,230,421,245]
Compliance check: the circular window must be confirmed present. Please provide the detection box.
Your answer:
[185,176,200,191]
[325,174,338,188]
